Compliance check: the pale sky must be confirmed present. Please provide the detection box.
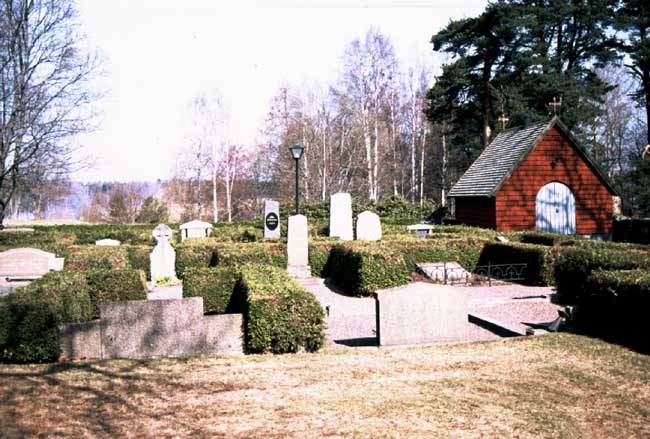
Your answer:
[72,0,488,182]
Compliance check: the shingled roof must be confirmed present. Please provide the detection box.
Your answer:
[447,117,617,198]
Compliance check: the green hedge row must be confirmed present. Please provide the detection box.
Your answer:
[175,240,287,278]
[477,242,557,286]
[554,247,650,302]
[183,267,240,314]
[235,264,325,354]
[85,269,148,318]
[577,269,650,352]
[0,268,148,363]
[316,238,488,296]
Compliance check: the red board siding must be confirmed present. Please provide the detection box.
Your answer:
[455,197,496,229]
[495,126,613,234]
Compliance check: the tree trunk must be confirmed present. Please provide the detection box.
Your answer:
[419,124,427,208]
[441,124,448,207]
[363,106,374,200]
[212,158,218,223]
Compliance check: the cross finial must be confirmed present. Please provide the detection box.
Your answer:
[549,97,562,115]
[497,114,509,131]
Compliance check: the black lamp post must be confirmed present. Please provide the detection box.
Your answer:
[288,144,304,214]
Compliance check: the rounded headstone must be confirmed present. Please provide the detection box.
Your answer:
[356,211,382,241]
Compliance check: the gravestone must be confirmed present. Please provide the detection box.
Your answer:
[375,282,468,346]
[356,211,382,241]
[287,214,310,278]
[95,239,121,246]
[0,248,64,280]
[407,223,434,239]
[264,200,280,239]
[329,192,353,241]
[180,220,213,241]
[150,224,177,283]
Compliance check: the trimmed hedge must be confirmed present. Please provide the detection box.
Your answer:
[0,298,61,363]
[517,231,565,246]
[175,239,219,279]
[85,269,148,318]
[216,243,287,268]
[126,245,153,280]
[577,269,650,352]
[324,245,409,296]
[315,238,487,296]
[554,247,650,303]
[65,245,130,271]
[235,264,325,354]
[183,267,240,314]
[14,271,93,324]
[477,242,557,286]
[34,224,157,245]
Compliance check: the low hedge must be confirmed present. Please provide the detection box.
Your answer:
[85,269,148,318]
[34,224,157,245]
[316,238,487,296]
[516,231,565,246]
[126,245,153,280]
[576,269,650,352]
[216,243,286,268]
[183,267,240,314]
[0,298,61,363]
[65,245,130,271]
[554,247,650,303]
[235,264,325,354]
[175,239,220,278]
[14,271,93,324]
[324,245,409,296]
[477,242,557,286]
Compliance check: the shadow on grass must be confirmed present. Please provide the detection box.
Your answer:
[334,337,377,347]
[0,358,240,437]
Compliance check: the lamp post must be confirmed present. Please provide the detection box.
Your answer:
[288,144,304,214]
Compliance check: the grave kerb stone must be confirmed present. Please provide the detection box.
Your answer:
[0,248,64,280]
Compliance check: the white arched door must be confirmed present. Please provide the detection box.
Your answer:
[535,182,576,234]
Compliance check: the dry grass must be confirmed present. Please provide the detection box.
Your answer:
[0,334,648,438]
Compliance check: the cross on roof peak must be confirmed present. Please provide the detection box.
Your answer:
[497,114,509,131]
[549,97,562,115]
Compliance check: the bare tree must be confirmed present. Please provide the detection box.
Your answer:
[342,29,398,201]
[189,92,229,222]
[0,0,98,226]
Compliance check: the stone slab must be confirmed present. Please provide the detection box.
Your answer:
[0,248,64,279]
[150,240,177,282]
[356,211,382,241]
[180,220,213,241]
[99,298,206,359]
[375,282,468,346]
[95,239,120,246]
[60,321,102,360]
[203,314,244,355]
[329,192,353,240]
[263,200,281,239]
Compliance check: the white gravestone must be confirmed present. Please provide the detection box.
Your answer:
[0,248,64,280]
[264,200,280,239]
[329,192,353,241]
[150,224,177,283]
[287,214,310,278]
[95,239,120,246]
[180,220,213,242]
[356,211,382,241]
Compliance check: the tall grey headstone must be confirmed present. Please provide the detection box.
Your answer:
[356,211,382,241]
[263,200,280,239]
[287,214,310,278]
[329,192,353,241]
[150,224,177,283]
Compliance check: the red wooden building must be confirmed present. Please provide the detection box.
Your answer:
[448,117,618,236]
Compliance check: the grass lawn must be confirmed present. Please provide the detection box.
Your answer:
[1,334,648,438]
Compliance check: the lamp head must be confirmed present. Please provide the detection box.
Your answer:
[289,144,304,160]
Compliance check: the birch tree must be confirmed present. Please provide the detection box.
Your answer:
[0,0,99,226]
